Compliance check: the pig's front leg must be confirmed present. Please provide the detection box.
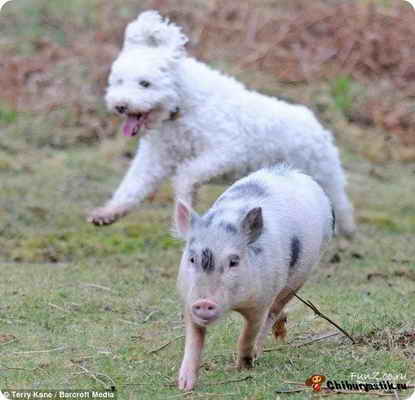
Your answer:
[178,314,206,391]
[88,141,172,226]
[237,309,267,370]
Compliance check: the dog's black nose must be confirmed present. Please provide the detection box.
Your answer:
[116,105,127,114]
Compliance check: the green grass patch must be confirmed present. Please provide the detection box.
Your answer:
[0,140,414,398]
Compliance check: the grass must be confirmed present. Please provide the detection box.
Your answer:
[0,140,414,399]
[1,0,415,399]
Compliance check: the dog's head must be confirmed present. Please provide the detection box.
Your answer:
[105,11,188,137]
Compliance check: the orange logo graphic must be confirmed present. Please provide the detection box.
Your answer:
[306,375,326,392]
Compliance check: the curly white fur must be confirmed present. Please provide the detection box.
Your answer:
[89,10,356,238]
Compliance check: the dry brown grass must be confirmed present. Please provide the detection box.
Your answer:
[1,0,414,155]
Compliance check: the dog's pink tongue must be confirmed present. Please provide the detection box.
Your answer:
[123,116,140,137]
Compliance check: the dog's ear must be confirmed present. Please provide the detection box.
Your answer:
[123,10,188,58]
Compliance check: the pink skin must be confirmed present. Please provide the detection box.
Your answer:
[122,112,151,137]
[191,299,219,325]
[178,314,206,391]
[178,300,266,390]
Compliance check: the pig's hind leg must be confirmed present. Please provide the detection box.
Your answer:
[254,287,298,357]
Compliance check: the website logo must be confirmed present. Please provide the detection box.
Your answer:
[304,374,411,396]
[305,375,326,392]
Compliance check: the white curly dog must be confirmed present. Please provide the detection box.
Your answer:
[88,10,356,238]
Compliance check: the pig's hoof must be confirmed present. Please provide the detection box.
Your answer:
[87,205,129,226]
[178,368,197,391]
[273,314,288,341]
[237,355,254,370]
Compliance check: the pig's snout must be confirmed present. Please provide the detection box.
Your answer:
[191,300,219,324]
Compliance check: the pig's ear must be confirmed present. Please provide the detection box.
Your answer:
[174,200,198,239]
[241,207,263,244]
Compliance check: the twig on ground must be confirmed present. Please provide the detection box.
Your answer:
[295,332,340,347]
[275,387,306,393]
[147,335,185,355]
[78,365,108,389]
[205,376,253,386]
[11,346,66,355]
[48,303,69,313]
[77,365,116,389]
[0,338,17,347]
[118,319,141,326]
[143,310,158,323]
[0,317,25,325]
[263,345,286,353]
[292,291,355,344]
[0,364,35,372]
[80,283,116,293]
[264,332,339,352]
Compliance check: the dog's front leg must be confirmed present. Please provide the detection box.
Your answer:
[173,152,236,206]
[88,141,172,226]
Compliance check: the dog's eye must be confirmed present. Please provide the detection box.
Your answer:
[139,80,151,88]
[229,255,240,268]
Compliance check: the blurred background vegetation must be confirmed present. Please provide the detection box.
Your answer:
[1,0,414,160]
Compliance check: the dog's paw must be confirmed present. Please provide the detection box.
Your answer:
[87,205,129,226]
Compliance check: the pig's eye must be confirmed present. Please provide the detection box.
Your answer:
[229,255,240,268]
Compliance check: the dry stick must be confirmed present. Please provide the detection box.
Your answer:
[0,364,35,372]
[80,283,116,293]
[118,319,141,326]
[143,310,158,323]
[78,365,108,389]
[78,365,116,389]
[147,335,185,355]
[48,303,69,313]
[0,338,17,347]
[11,346,66,355]
[205,376,253,386]
[292,291,355,344]
[295,332,340,348]
[263,332,339,352]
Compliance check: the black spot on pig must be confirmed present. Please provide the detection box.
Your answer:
[289,236,301,268]
[331,207,336,233]
[201,248,215,273]
[251,246,262,255]
[219,222,237,234]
